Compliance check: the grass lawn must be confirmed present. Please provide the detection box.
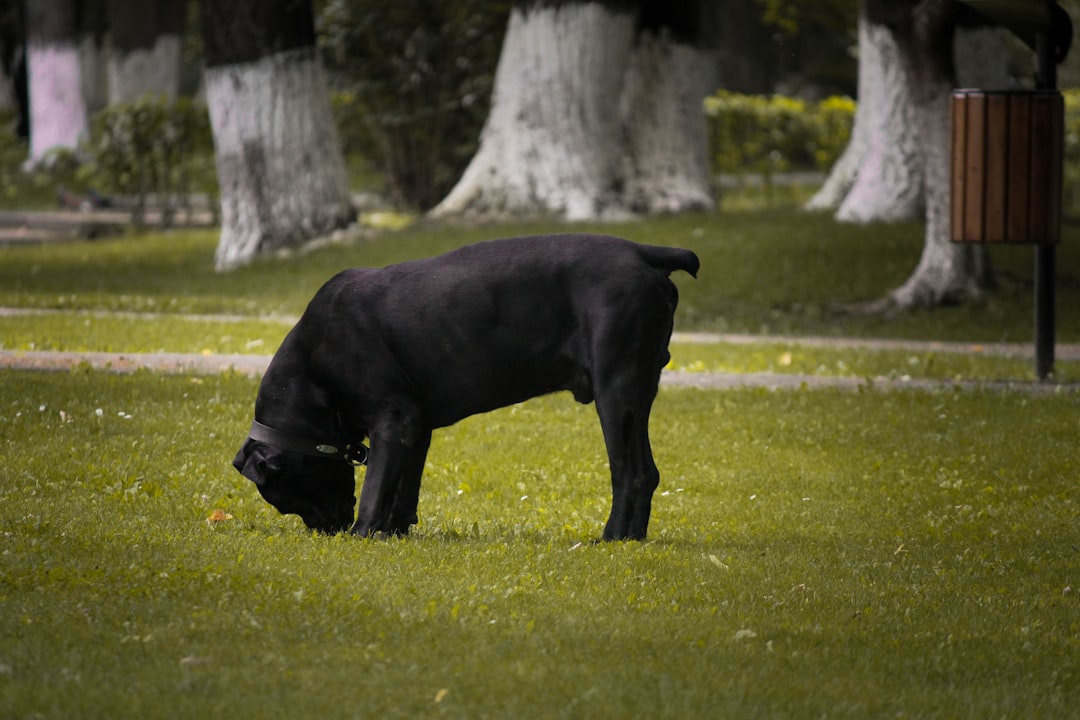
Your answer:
[0,209,1078,344]
[2,208,1079,717]
[1,369,1079,718]
[2,207,1079,383]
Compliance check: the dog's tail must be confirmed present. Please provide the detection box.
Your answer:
[638,244,700,279]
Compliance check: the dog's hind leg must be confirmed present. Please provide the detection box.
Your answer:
[597,404,659,541]
[592,342,669,541]
[591,276,677,541]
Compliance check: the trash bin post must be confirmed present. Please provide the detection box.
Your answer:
[1034,31,1056,380]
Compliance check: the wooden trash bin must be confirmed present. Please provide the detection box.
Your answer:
[950,89,1064,244]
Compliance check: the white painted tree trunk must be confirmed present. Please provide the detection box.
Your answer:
[888,81,989,307]
[432,4,636,220]
[25,0,89,166]
[107,35,181,104]
[885,25,1007,308]
[813,19,1013,224]
[80,35,106,115]
[206,48,354,271]
[834,17,922,224]
[619,31,715,214]
[27,46,88,164]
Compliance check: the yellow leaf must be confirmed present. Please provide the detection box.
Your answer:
[206,509,234,525]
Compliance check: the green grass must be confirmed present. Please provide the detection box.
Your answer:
[2,197,1079,717]
[665,339,1080,383]
[0,311,293,355]
[1,210,1078,344]
[2,369,1078,718]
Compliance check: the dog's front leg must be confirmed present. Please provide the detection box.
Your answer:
[382,428,431,536]
[351,413,423,537]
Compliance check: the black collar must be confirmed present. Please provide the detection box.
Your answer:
[248,420,368,466]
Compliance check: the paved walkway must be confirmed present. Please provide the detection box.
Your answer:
[5,307,1077,362]
[2,307,1078,393]
[1,337,1077,395]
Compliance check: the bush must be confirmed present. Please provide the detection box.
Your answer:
[704,90,855,181]
[83,96,218,226]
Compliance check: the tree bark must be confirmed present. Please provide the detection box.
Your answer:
[201,0,353,271]
[432,1,637,220]
[872,0,992,308]
[619,5,716,214]
[834,15,922,223]
[106,0,184,104]
[434,0,716,221]
[25,0,89,166]
[806,8,923,222]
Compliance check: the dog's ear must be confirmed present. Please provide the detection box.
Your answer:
[233,438,274,486]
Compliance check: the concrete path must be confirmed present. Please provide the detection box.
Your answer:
[1,345,1076,395]
[2,307,1078,393]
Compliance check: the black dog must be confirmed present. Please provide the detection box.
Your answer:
[233,234,699,540]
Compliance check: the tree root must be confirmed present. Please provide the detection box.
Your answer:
[829,295,903,319]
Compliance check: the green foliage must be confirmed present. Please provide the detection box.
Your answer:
[0,120,84,209]
[1,370,1078,718]
[704,90,855,180]
[83,96,218,225]
[317,0,510,210]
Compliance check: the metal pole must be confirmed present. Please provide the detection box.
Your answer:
[1034,32,1056,380]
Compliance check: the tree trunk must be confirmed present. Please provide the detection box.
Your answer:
[201,0,353,272]
[804,5,925,224]
[619,9,716,214]
[106,0,184,104]
[834,15,922,223]
[810,9,1013,223]
[873,0,992,308]
[889,79,989,306]
[432,1,637,221]
[25,0,89,166]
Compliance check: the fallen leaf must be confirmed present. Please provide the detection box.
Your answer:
[434,688,449,703]
[206,509,234,526]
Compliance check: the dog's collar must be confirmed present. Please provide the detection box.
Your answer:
[248,420,368,466]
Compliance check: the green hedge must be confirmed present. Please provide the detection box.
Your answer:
[708,88,1080,217]
[704,90,855,180]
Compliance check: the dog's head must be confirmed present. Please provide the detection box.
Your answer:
[232,438,357,533]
